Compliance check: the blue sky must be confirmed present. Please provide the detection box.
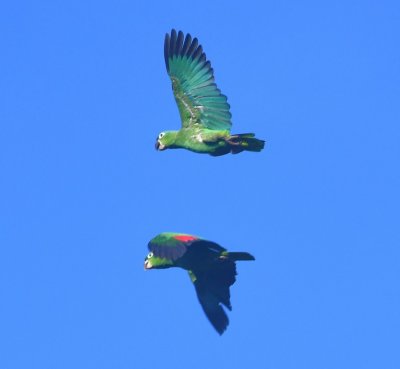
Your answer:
[1,1,399,368]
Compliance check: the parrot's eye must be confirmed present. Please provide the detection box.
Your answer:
[147,252,153,259]
[158,132,165,139]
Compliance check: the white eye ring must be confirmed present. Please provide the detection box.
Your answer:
[158,132,165,139]
[147,252,153,258]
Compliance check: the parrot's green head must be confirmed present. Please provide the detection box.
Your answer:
[155,131,178,151]
[144,251,174,270]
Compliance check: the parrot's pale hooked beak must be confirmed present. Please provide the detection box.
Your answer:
[144,260,153,270]
[155,140,165,151]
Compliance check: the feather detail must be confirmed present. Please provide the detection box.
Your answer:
[164,29,232,131]
[174,234,198,242]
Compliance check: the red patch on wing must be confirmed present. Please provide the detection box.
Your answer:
[174,235,198,242]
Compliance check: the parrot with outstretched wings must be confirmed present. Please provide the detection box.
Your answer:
[144,232,255,334]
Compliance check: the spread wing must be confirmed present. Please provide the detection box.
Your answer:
[164,29,232,131]
[191,258,237,335]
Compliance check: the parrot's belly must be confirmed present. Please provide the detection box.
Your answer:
[174,129,230,155]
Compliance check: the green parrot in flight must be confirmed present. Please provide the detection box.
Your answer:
[144,232,255,334]
[155,29,265,156]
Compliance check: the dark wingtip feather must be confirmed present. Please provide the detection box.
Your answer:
[169,29,177,62]
[164,29,208,67]
[164,33,170,71]
[196,292,229,335]
[187,37,198,57]
[191,45,203,61]
[181,33,192,56]
[212,306,229,335]
[175,30,184,56]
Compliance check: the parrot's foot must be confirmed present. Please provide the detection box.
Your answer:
[225,139,241,146]
[225,133,265,154]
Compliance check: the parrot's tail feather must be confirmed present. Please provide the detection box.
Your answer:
[226,252,255,261]
[227,133,265,154]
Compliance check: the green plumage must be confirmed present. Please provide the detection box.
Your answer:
[155,29,265,156]
[144,232,255,334]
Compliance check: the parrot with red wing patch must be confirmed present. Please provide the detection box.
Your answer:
[144,232,255,335]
